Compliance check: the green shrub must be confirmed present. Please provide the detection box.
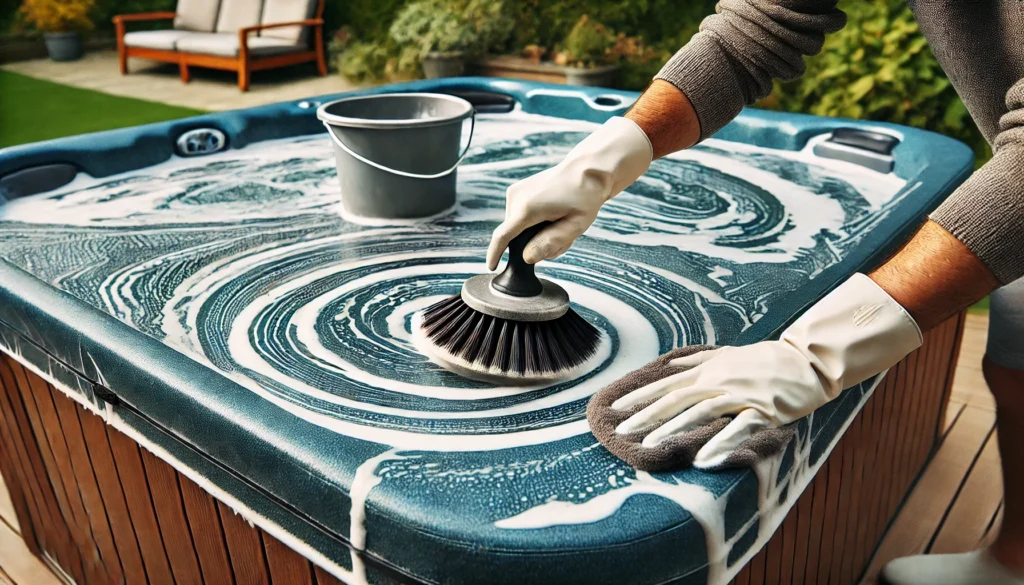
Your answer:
[389,0,480,57]
[337,39,393,82]
[769,0,989,164]
[337,0,513,83]
[560,15,613,68]
[507,0,713,55]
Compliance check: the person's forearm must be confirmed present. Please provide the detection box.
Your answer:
[869,220,999,331]
[625,81,701,159]
[654,0,846,143]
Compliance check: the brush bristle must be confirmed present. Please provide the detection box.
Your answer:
[416,294,602,380]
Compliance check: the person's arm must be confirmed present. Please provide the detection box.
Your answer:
[925,78,1024,287]
[654,0,846,144]
[488,0,847,268]
[869,221,999,331]
[593,96,1024,468]
[624,80,700,159]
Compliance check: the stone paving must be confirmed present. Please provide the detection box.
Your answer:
[2,49,363,111]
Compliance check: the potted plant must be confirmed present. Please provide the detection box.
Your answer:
[389,0,480,79]
[20,0,95,62]
[555,16,620,87]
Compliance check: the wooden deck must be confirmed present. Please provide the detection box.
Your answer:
[861,311,1002,584]
[0,313,1002,585]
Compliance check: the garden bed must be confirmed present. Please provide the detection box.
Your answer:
[472,55,618,86]
[0,33,114,64]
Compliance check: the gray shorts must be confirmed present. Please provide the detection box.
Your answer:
[987,277,1024,370]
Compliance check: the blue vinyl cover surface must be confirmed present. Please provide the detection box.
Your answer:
[0,78,974,585]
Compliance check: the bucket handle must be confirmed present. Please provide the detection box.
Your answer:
[322,113,475,180]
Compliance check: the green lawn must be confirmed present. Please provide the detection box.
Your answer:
[0,70,205,149]
[970,295,990,313]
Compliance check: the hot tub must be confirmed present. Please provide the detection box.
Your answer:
[0,78,974,585]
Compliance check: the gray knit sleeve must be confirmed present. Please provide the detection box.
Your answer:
[930,78,1024,285]
[655,0,846,141]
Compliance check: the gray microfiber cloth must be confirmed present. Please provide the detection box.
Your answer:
[587,345,795,472]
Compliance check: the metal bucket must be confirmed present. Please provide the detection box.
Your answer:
[316,93,475,220]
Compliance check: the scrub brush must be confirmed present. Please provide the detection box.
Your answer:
[412,223,603,384]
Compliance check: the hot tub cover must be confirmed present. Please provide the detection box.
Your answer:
[0,78,974,585]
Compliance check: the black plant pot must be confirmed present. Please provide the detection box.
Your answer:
[43,32,84,62]
[422,51,465,79]
[564,64,620,87]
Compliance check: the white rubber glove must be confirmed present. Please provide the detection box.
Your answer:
[612,273,923,468]
[486,116,653,270]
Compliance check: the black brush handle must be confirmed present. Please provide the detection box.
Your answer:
[491,222,551,297]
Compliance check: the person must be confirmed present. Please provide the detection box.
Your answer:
[486,2,1024,584]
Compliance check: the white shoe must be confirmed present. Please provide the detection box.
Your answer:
[881,550,1024,585]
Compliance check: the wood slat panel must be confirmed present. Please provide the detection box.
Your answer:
[263,531,315,585]
[896,347,925,511]
[886,349,920,534]
[861,364,898,569]
[804,454,830,585]
[732,564,751,585]
[777,502,798,585]
[104,423,175,585]
[75,408,150,585]
[791,474,815,585]
[816,432,844,584]
[314,565,348,585]
[0,360,49,559]
[929,432,1003,554]
[829,398,862,585]
[851,375,878,575]
[218,500,272,585]
[140,448,204,585]
[764,513,785,585]
[840,399,869,584]
[748,542,767,583]
[17,368,104,584]
[0,359,85,582]
[179,473,238,585]
[48,386,125,585]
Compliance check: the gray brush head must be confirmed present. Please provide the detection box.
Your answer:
[412,222,603,384]
[412,284,603,384]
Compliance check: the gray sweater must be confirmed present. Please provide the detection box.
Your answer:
[656,0,1024,285]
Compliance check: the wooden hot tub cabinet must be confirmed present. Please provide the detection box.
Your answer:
[0,312,965,585]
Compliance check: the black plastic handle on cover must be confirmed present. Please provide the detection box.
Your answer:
[829,128,900,155]
[437,90,516,113]
[490,222,551,297]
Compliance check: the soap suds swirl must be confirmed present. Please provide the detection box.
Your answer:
[161,230,725,450]
[0,111,911,584]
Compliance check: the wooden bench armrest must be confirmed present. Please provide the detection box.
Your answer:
[112,12,176,24]
[239,18,323,37]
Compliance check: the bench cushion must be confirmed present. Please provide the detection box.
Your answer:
[123,30,195,51]
[215,0,264,33]
[260,0,318,43]
[176,33,305,57]
[173,0,221,32]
